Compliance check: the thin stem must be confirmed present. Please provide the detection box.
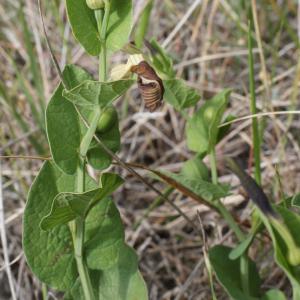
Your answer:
[80,107,101,158]
[217,202,245,241]
[95,2,111,81]
[69,4,113,295]
[74,217,95,300]
[41,284,48,300]
[248,15,261,185]
[210,148,218,185]
[70,160,95,300]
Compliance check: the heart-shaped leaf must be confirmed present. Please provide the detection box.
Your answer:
[46,65,92,174]
[23,161,96,291]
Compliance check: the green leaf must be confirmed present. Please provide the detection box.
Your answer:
[209,245,261,300]
[147,38,175,78]
[181,155,210,181]
[160,171,229,202]
[106,0,133,52]
[23,161,96,291]
[63,80,134,109]
[46,65,92,174]
[186,89,231,154]
[134,1,153,48]
[66,0,132,56]
[87,111,120,170]
[229,234,254,260]
[291,193,300,208]
[98,244,148,300]
[186,114,208,155]
[66,0,100,56]
[207,89,231,152]
[262,289,286,300]
[163,79,200,111]
[85,197,124,270]
[40,173,124,230]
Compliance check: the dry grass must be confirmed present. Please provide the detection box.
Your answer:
[1,0,300,299]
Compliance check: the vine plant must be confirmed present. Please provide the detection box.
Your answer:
[22,0,300,299]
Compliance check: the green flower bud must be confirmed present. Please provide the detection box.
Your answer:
[86,0,105,10]
[96,106,118,133]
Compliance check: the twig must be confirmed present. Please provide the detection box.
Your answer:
[0,155,51,161]
[219,110,300,127]
[162,0,203,48]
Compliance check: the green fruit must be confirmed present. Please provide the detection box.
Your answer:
[96,106,118,133]
[86,0,105,10]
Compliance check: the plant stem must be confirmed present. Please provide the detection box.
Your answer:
[217,202,245,241]
[41,284,48,300]
[69,160,95,300]
[248,15,261,185]
[95,2,111,81]
[210,148,218,185]
[80,107,101,158]
[70,5,111,298]
[74,216,95,300]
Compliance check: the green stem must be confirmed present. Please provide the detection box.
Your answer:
[80,107,101,158]
[70,160,95,300]
[41,283,48,300]
[74,217,95,300]
[217,202,245,241]
[95,2,111,81]
[71,5,110,294]
[210,148,218,185]
[248,15,261,185]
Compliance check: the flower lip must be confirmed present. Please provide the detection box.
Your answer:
[130,65,139,73]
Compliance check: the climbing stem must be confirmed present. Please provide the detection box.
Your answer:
[95,1,110,81]
[69,159,95,300]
